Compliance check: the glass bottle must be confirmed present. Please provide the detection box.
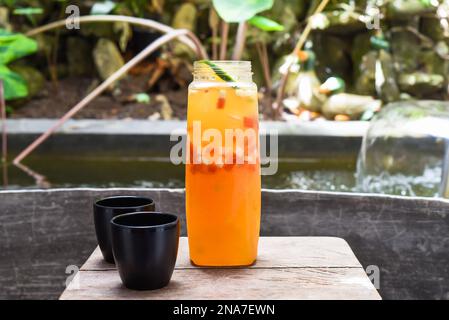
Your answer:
[186,61,261,266]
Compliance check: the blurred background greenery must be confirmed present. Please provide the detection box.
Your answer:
[1,0,449,121]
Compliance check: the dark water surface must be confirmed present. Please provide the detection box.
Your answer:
[0,154,357,191]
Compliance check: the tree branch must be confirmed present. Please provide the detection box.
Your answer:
[27,15,208,59]
[13,29,205,165]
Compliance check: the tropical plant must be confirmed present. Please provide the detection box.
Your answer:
[211,0,284,100]
[12,6,43,25]
[0,29,37,100]
[212,0,283,60]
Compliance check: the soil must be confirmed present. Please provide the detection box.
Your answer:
[10,76,274,120]
[11,76,188,120]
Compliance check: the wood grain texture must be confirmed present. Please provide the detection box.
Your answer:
[81,237,362,271]
[61,268,380,300]
[63,237,381,300]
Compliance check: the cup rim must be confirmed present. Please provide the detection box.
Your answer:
[111,212,179,230]
[94,196,155,210]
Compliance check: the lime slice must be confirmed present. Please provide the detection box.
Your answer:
[199,60,235,82]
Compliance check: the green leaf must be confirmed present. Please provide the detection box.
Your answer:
[199,60,235,82]
[212,0,274,23]
[0,65,28,100]
[419,0,433,7]
[0,29,38,64]
[248,15,284,31]
[133,93,150,104]
[13,8,44,15]
[91,1,117,15]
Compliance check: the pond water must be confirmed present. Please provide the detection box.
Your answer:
[4,104,449,197]
[0,154,357,192]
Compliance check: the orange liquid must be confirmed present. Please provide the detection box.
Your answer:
[186,83,261,266]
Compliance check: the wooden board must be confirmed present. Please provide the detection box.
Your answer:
[61,237,381,300]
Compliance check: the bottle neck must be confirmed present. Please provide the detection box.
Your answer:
[193,61,253,82]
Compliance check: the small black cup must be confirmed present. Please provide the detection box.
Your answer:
[93,196,155,263]
[111,212,180,290]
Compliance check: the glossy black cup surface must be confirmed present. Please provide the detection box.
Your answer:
[93,196,155,263]
[111,212,180,290]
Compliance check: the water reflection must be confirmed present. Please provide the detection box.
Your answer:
[14,162,51,188]
[0,155,357,192]
[2,161,7,187]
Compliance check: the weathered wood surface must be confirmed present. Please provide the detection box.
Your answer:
[61,237,381,300]
[81,237,362,271]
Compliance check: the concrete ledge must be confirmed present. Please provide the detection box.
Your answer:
[3,119,366,157]
[5,119,369,137]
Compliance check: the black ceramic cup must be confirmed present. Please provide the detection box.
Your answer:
[93,196,155,263]
[111,212,180,290]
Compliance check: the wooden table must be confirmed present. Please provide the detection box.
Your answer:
[60,237,381,300]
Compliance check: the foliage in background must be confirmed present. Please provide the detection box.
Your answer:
[212,0,274,22]
[0,29,37,100]
[1,0,449,120]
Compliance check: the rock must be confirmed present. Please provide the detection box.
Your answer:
[155,94,173,120]
[92,38,125,82]
[172,3,197,58]
[66,37,94,76]
[81,23,115,39]
[386,0,436,19]
[351,33,372,72]
[322,93,382,120]
[312,33,351,82]
[148,112,161,121]
[355,51,376,96]
[420,17,447,42]
[419,45,449,78]
[310,10,366,35]
[398,72,445,96]
[376,50,400,103]
[172,3,197,31]
[390,29,422,72]
[9,64,45,98]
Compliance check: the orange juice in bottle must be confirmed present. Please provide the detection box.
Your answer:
[186,61,261,266]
